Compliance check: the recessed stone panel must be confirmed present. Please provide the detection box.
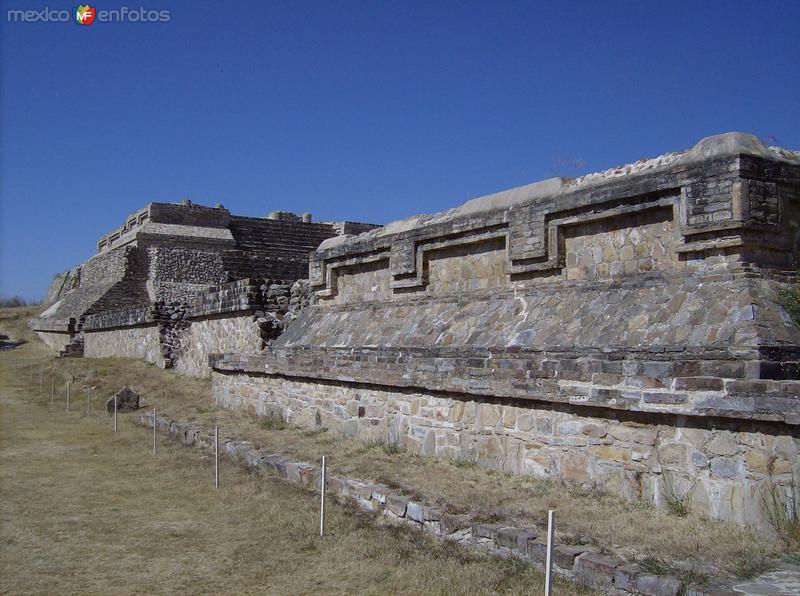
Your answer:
[330,259,391,305]
[562,207,678,280]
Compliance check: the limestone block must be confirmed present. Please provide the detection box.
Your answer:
[575,552,621,590]
[636,573,682,596]
[554,544,591,570]
[494,527,537,550]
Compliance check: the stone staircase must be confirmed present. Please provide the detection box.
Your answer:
[58,334,84,358]
[223,216,339,280]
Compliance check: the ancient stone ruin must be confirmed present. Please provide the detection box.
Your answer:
[32,132,800,528]
[30,201,377,369]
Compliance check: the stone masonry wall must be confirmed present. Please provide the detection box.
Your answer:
[83,325,163,365]
[562,207,679,281]
[34,201,363,338]
[146,246,225,303]
[330,259,391,305]
[174,314,262,378]
[213,371,799,529]
[210,134,800,528]
[79,278,313,377]
[37,331,74,352]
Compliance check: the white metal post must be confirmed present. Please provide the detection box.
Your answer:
[214,425,219,489]
[114,396,118,432]
[86,388,90,416]
[50,375,54,406]
[40,369,43,394]
[153,408,157,454]
[320,455,327,537]
[545,509,555,596]
[66,381,70,412]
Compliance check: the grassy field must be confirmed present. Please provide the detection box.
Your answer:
[1,307,587,595]
[1,305,794,591]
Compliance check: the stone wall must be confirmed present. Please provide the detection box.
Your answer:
[83,325,163,365]
[168,278,299,377]
[37,331,74,352]
[173,314,262,378]
[330,259,391,305]
[32,201,372,340]
[146,246,225,303]
[76,278,311,376]
[211,133,800,527]
[562,207,679,280]
[212,371,798,528]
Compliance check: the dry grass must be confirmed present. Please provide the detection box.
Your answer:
[1,306,791,583]
[762,482,800,550]
[0,310,586,595]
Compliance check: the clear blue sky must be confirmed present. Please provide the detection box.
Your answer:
[1,0,798,301]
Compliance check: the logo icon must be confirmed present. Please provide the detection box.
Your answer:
[75,5,96,25]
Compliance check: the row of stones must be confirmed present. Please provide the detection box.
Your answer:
[184,278,284,318]
[247,344,800,387]
[212,350,800,425]
[82,304,166,331]
[312,152,799,296]
[182,277,311,320]
[134,410,740,596]
[212,372,797,527]
[77,278,314,369]
[80,276,310,332]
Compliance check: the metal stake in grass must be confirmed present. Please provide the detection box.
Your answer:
[50,375,55,406]
[39,368,43,394]
[319,455,327,537]
[152,408,157,455]
[544,509,555,596]
[113,396,118,432]
[214,425,219,489]
[66,381,71,412]
[86,388,91,416]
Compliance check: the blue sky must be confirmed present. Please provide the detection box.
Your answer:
[1,0,798,301]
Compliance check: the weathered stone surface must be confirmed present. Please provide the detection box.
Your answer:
[574,552,621,590]
[40,133,800,532]
[106,387,139,412]
[386,494,409,517]
[406,502,424,523]
[439,514,471,535]
[472,523,502,540]
[526,539,548,563]
[636,573,682,596]
[212,370,800,528]
[553,544,591,570]
[86,325,163,365]
[494,527,537,550]
[613,562,641,592]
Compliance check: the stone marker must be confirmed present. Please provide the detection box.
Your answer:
[105,387,140,413]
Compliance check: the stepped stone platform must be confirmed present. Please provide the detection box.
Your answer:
[30,200,377,351]
[30,131,800,530]
[211,133,800,528]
